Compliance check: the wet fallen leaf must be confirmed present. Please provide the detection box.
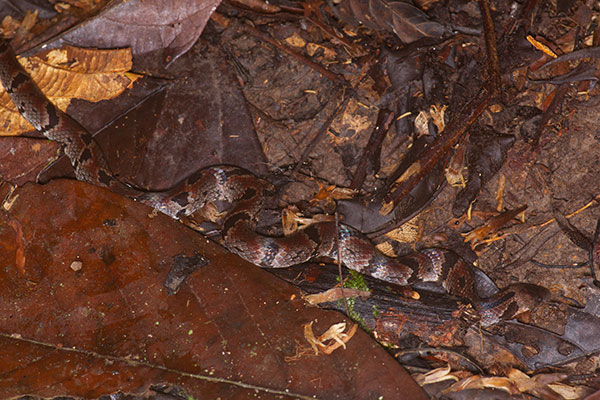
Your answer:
[507,368,569,399]
[0,180,427,399]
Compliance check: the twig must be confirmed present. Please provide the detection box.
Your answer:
[242,23,347,85]
[530,260,588,269]
[478,0,501,95]
[531,83,569,148]
[350,108,394,190]
[590,220,600,287]
[502,0,540,36]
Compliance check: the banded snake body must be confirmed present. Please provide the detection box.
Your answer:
[0,38,549,327]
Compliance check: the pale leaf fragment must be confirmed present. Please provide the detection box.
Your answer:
[413,365,459,386]
[444,375,520,396]
[304,321,322,355]
[281,207,336,236]
[375,241,397,257]
[429,103,447,132]
[547,383,585,399]
[305,287,370,305]
[507,368,569,398]
[303,321,358,355]
[306,43,337,59]
[285,32,306,48]
[414,110,430,137]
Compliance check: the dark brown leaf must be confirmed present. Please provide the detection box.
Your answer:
[329,0,446,43]
[452,132,516,217]
[16,36,266,191]
[58,0,222,65]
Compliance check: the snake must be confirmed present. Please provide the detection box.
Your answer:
[0,38,549,326]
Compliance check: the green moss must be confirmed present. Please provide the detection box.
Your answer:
[334,270,380,331]
[343,270,370,291]
[372,305,380,318]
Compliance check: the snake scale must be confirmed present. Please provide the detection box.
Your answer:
[0,38,549,326]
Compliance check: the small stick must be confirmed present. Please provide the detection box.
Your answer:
[478,0,501,95]
[383,92,490,214]
[243,23,347,85]
[350,108,394,190]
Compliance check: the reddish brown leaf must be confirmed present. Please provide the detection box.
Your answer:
[0,180,428,399]
[0,137,61,185]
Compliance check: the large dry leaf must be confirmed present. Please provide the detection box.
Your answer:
[59,0,222,64]
[0,180,428,399]
[0,45,138,136]
[0,34,266,194]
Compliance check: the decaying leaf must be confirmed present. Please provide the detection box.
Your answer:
[284,32,307,48]
[282,207,301,236]
[429,104,447,132]
[309,180,357,211]
[414,110,430,137]
[1,184,17,211]
[445,140,468,188]
[312,181,353,201]
[452,132,516,217]
[328,98,374,145]
[306,43,337,59]
[1,10,38,38]
[0,46,139,136]
[375,241,397,257]
[282,207,336,236]
[547,383,585,399]
[328,0,447,43]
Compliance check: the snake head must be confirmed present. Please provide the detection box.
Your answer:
[477,283,550,326]
[504,283,551,312]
